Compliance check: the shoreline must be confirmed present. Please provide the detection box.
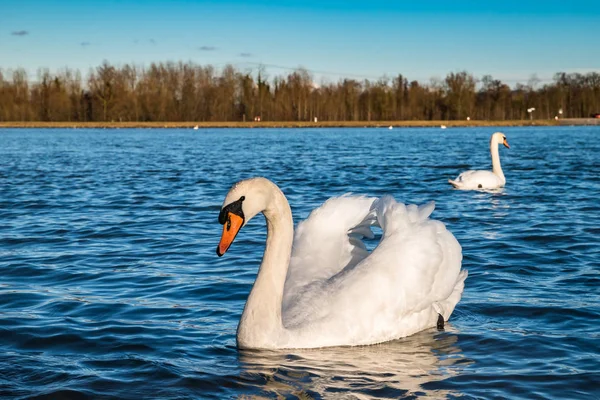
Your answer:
[0,120,569,129]
[0,119,597,129]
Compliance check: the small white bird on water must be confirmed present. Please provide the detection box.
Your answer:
[448,132,510,190]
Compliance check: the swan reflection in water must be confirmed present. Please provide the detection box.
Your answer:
[237,328,469,399]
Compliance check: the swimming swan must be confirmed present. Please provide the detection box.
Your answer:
[448,132,510,190]
[217,177,467,349]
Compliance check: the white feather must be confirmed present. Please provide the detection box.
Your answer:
[282,196,466,347]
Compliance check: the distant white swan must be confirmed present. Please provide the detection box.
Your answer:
[448,132,510,190]
[217,177,467,349]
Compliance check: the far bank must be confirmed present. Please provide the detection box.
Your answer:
[2,119,589,129]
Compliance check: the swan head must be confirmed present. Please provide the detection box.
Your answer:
[217,177,274,257]
[492,132,510,149]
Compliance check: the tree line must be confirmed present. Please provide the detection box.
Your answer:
[1,61,599,122]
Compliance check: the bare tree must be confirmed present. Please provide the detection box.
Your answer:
[1,61,600,122]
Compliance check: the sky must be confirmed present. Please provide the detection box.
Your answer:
[2,0,599,85]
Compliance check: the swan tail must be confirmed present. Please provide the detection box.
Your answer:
[433,269,468,321]
[448,179,461,188]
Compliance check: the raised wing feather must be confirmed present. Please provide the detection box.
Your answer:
[282,195,376,310]
[282,196,465,347]
[360,196,462,316]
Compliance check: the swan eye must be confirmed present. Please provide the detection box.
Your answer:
[219,197,246,225]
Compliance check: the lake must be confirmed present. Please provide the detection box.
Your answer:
[1,126,598,399]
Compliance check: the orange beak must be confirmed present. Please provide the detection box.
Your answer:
[503,138,510,149]
[217,213,244,257]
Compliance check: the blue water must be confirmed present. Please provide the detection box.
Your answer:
[1,127,598,399]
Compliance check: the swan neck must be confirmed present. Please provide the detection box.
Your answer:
[237,186,293,348]
[490,137,504,182]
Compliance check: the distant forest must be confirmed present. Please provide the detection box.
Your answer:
[1,61,599,122]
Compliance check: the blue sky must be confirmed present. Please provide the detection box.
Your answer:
[2,0,599,85]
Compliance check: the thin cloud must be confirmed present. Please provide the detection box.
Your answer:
[11,30,28,36]
[149,38,156,45]
[80,41,91,47]
[239,52,253,58]
[199,45,217,51]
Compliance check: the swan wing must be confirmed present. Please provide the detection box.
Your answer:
[282,195,377,310]
[283,196,466,347]
[450,170,502,189]
[368,196,464,315]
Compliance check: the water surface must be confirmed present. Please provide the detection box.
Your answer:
[1,127,599,399]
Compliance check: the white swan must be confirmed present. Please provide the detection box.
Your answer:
[448,132,510,190]
[217,177,467,349]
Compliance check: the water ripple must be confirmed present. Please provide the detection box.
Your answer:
[1,127,599,399]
